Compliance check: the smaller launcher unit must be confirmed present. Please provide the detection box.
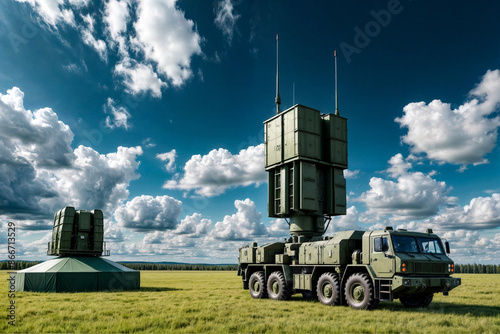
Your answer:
[15,206,139,292]
[48,206,109,256]
[237,38,461,310]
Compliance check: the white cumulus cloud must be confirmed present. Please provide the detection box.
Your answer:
[115,195,182,231]
[396,69,500,167]
[210,198,267,240]
[343,169,360,179]
[326,206,361,234]
[174,213,212,236]
[266,218,290,238]
[156,149,177,172]
[17,0,203,99]
[164,144,266,197]
[40,145,143,216]
[103,0,130,56]
[0,87,143,226]
[0,87,73,217]
[132,0,202,87]
[357,153,452,221]
[0,87,75,168]
[16,0,78,27]
[104,98,131,130]
[428,193,500,230]
[114,58,167,97]
[80,13,108,61]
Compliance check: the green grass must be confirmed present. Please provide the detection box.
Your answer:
[2,271,499,333]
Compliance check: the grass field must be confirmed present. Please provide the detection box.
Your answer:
[1,271,499,333]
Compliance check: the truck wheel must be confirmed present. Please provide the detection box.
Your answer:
[249,271,268,299]
[317,272,340,306]
[345,273,378,310]
[267,271,291,300]
[400,293,433,308]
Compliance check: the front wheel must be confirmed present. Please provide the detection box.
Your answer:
[249,271,267,299]
[400,293,433,308]
[344,273,379,310]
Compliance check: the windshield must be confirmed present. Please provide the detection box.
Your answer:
[418,237,445,254]
[392,236,419,253]
[391,235,445,254]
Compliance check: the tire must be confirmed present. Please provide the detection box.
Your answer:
[400,293,433,308]
[316,272,340,306]
[249,271,268,299]
[267,271,291,300]
[344,273,378,310]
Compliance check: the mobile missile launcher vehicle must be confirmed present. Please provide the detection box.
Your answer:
[237,38,461,310]
[238,226,461,310]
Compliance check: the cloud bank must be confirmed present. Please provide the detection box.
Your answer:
[0,87,142,228]
[17,0,204,98]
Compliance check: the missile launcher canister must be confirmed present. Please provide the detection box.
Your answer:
[48,206,109,257]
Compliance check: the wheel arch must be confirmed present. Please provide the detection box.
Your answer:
[243,264,265,289]
[265,265,293,286]
[244,264,293,286]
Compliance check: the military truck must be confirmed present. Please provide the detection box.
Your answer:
[238,227,461,310]
[237,41,460,310]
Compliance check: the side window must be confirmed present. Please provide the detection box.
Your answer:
[374,237,388,252]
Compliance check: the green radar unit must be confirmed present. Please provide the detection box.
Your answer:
[265,104,347,239]
[237,37,461,310]
[47,206,109,257]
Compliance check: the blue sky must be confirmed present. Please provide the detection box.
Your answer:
[0,0,499,264]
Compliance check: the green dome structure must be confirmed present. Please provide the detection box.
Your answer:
[14,256,140,292]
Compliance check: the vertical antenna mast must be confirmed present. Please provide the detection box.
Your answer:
[275,34,281,114]
[335,50,339,116]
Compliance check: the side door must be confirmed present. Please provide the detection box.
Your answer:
[370,235,395,277]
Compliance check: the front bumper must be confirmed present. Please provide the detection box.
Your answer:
[392,275,461,294]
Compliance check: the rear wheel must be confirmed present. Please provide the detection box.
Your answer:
[345,273,378,310]
[400,293,433,308]
[249,271,267,299]
[317,272,340,306]
[267,271,291,300]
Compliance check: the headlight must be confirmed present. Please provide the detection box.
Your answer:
[448,264,454,273]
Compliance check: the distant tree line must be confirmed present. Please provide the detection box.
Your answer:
[454,264,500,274]
[2,261,498,273]
[118,263,238,271]
[0,261,41,270]
[0,261,237,271]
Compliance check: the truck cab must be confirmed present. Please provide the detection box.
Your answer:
[364,227,461,306]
